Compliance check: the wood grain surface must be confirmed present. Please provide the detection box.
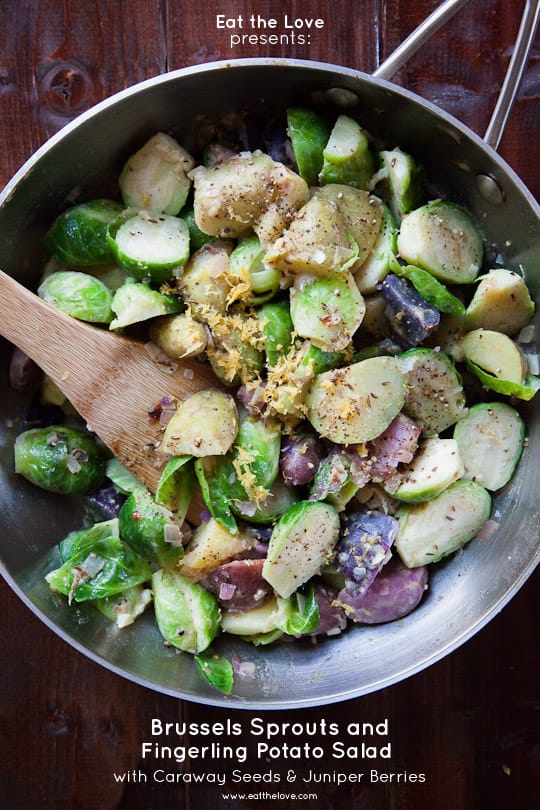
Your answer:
[1,2,538,809]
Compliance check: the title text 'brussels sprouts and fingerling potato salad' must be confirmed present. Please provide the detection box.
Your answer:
[10,107,539,694]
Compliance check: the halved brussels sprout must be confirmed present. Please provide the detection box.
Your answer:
[306,357,405,445]
[109,281,182,330]
[262,500,340,598]
[149,313,207,359]
[397,200,483,284]
[119,486,187,568]
[319,115,375,190]
[378,147,423,222]
[119,132,195,215]
[107,209,191,284]
[290,272,365,351]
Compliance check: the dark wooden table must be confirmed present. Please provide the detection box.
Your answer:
[1,2,538,808]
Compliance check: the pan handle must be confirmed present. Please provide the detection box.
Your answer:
[373,0,540,151]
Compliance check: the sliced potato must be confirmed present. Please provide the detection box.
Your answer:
[464,268,535,335]
[221,597,279,635]
[314,184,383,270]
[161,389,238,457]
[264,197,356,276]
[460,328,527,384]
[179,239,234,314]
[306,356,405,444]
[191,151,309,247]
[181,518,255,580]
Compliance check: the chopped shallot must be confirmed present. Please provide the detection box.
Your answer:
[218,582,237,601]
[231,655,256,677]
[164,523,183,547]
[66,453,82,474]
[477,519,500,541]
[518,324,535,343]
[68,554,105,604]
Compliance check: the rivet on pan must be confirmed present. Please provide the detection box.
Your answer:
[324,87,359,108]
[476,174,505,205]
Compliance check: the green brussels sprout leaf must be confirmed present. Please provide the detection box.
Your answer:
[287,107,331,186]
[466,360,540,401]
[106,457,142,494]
[155,455,195,521]
[46,518,152,603]
[398,264,465,316]
[194,457,239,535]
[194,652,234,694]
[275,584,320,635]
[259,299,294,368]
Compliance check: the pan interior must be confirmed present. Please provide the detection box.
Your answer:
[1,60,538,708]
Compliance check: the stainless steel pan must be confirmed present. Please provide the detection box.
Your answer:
[0,0,538,708]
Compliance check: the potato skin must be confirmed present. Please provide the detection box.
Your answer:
[305,582,347,637]
[201,558,272,613]
[280,434,324,487]
[338,556,428,624]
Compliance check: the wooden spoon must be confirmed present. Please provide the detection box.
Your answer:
[0,269,219,506]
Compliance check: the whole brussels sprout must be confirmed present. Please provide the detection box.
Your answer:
[14,425,106,494]
[44,199,123,266]
[38,271,113,323]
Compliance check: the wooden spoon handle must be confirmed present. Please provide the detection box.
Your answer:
[0,268,111,380]
[0,269,218,502]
